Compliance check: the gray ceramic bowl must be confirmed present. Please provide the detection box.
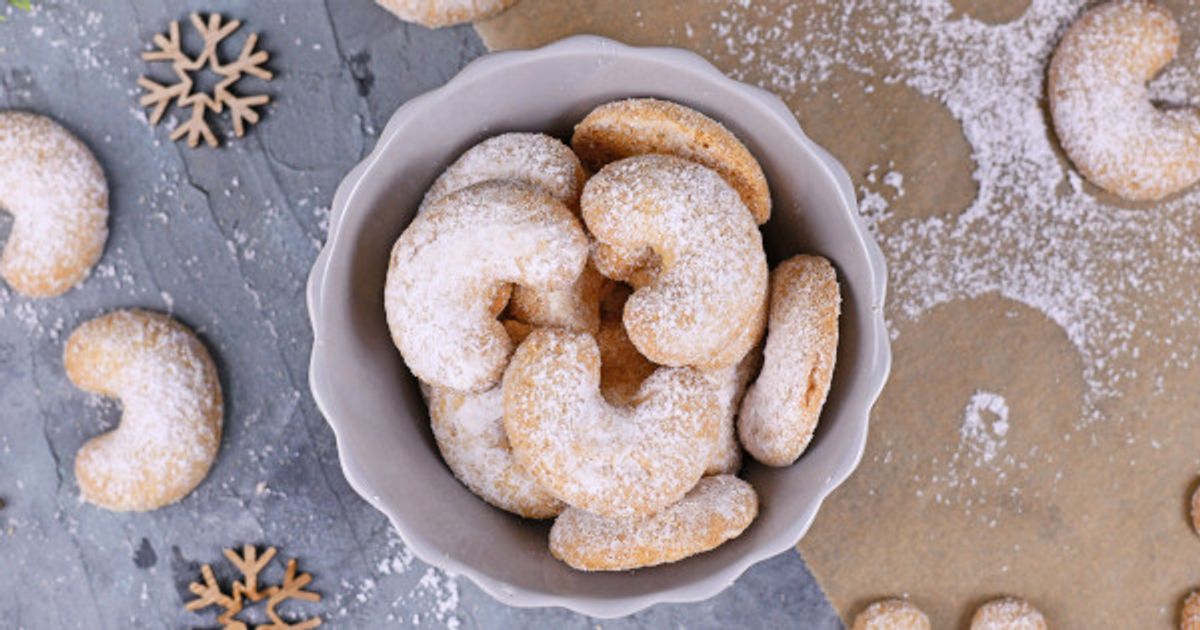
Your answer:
[307,35,890,618]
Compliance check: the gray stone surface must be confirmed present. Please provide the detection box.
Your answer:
[0,1,841,628]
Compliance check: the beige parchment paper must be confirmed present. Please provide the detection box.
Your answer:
[477,1,1200,626]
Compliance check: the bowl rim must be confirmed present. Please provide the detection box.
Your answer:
[306,34,891,618]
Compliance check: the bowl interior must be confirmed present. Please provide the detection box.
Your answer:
[311,39,885,615]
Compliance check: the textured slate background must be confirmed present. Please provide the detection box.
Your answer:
[0,1,839,627]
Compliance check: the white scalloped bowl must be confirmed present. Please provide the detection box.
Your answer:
[307,35,890,618]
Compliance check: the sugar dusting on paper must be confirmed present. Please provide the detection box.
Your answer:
[960,390,1010,467]
[701,0,1200,425]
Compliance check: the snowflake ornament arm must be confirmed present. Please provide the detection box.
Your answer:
[171,95,219,148]
[184,546,321,630]
[216,32,274,138]
[190,11,240,49]
[220,31,273,80]
[141,19,187,63]
[225,544,277,601]
[185,563,238,613]
[137,75,191,126]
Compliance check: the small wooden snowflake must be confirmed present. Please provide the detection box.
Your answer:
[184,545,322,630]
[138,13,273,148]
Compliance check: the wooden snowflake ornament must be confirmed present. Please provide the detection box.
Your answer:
[138,13,272,147]
[185,545,322,630]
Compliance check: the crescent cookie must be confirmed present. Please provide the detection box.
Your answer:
[0,111,108,298]
[374,0,518,28]
[594,281,746,474]
[581,154,768,370]
[851,600,932,630]
[426,319,561,519]
[1048,0,1200,200]
[427,387,563,519]
[65,310,222,512]
[502,328,720,518]
[385,180,589,392]
[969,598,1047,630]
[420,132,595,333]
[548,475,758,571]
[592,244,660,290]
[573,98,771,224]
[739,255,841,467]
[419,132,586,213]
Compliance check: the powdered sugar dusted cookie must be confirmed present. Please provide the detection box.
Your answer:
[704,344,761,476]
[1049,0,1200,200]
[592,283,746,473]
[548,475,758,571]
[592,282,654,406]
[420,132,594,334]
[739,255,840,467]
[419,132,585,213]
[65,310,222,512]
[507,262,606,335]
[0,111,108,298]
[596,316,657,407]
[503,328,719,518]
[852,599,931,630]
[375,0,517,28]
[1182,591,1200,630]
[428,385,564,519]
[385,181,588,392]
[581,154,768,370]
[573,98,771,223]
[426,320,562,519]
[969,597,1047,630]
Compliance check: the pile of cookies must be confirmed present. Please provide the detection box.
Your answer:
[385,98,841,571]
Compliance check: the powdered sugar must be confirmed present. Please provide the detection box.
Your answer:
[738,255,840,467]
[66,310,222,511]
[548,475,758,571]
[427,383,564,518]
[384,180,589,392]
[959,390,1009,466]
[501,328,719,519]
[572,97,773,224]
[336,532,463,628]
[419,132,584,214]
[970,596,1048,629]
[1048,0,1200,200]
[702,346,759,475]
[0,111,108,297]
[704,0,1200,425]
[375,0,516,29]
[852,599,931,630]
[581,154,768,369]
